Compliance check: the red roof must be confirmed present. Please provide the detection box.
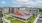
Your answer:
[13,10,23,16]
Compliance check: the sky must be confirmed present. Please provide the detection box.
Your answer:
[0,0,42,8]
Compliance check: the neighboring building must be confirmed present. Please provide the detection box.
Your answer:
[0,8,3,23]
[28,8,39,16]
[3,7,39,16]
[3,8,9,13]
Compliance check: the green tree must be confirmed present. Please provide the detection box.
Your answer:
[38,8,42,12]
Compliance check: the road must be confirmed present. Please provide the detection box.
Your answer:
[36,14,42,23]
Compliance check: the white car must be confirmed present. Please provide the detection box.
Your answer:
[39,17,42,21]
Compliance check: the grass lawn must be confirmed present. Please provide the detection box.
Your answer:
[11,19,25,23]
[27,16,36,23]
[39,12,42,14]
[6,17,25,23]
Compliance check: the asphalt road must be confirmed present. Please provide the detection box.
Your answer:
[36,14,42,23]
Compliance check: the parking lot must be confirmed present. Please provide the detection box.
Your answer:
[36,14,42,23]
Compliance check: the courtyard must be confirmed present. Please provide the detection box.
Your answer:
[3,13,36,23]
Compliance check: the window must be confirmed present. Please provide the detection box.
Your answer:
[30,10,31,11]
[0,11,2,14]
[18,8,19,10]
[32,14,35,15]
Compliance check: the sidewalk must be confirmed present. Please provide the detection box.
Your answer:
[34,14,40,23]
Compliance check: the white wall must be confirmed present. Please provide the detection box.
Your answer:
[3,8,9,13]
[29,9,38,16]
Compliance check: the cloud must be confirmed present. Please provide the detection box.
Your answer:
[17,0,29,2]
[2,1,6,4]
[12,0,29,4]
[11,0,42,7]
[37,0,42,3]
[36,0,42,6]
[10,5,22,7]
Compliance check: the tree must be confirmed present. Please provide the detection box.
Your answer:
[38,8,42,12]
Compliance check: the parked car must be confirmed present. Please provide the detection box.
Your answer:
[39,17,42,21]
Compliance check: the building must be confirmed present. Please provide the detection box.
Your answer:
[3,7,39,22]
[0,8,3,23]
